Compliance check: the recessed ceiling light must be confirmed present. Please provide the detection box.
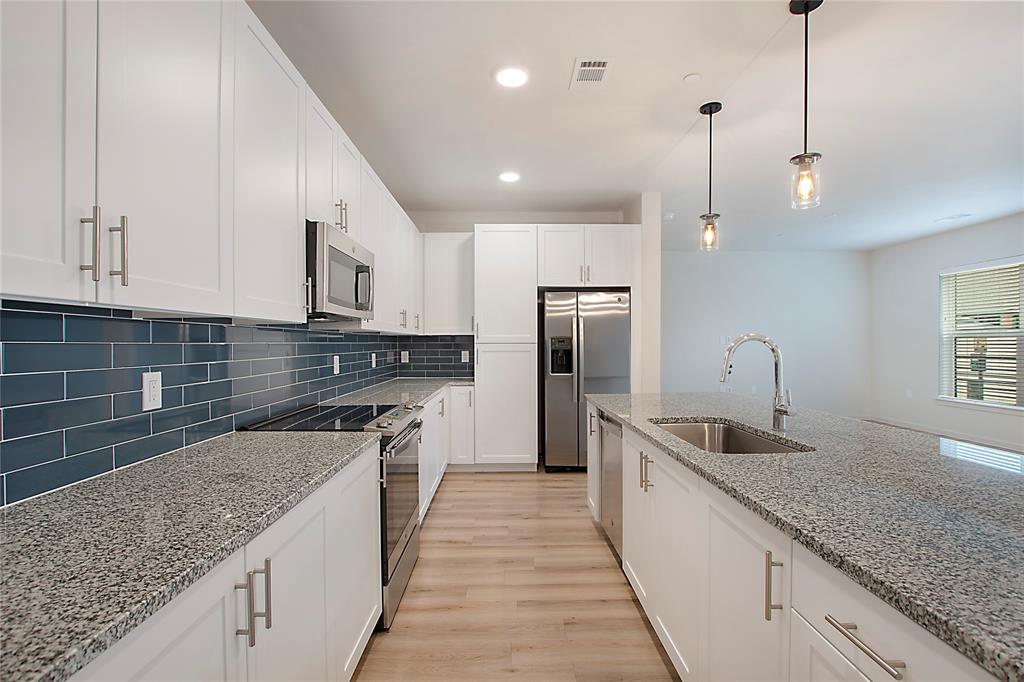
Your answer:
[682,73,702,84]
[499,171,520,183]
[496,67,528,88]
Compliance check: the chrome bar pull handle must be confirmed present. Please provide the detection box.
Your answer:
[342,201,349,231]
[764,550,784,620]
[80,205,101,282]
[579,265,584,283]
[252,558,272,629]
[586,264,591,282]
[642,453,653,492]
[235,571,257,647]
[108,215,128,286]
[468,390,472,408]
[639,451,645,490]
[588,413,596,436]
[826,615,906,679]
[415,313,420,330]
[305,277,313,314]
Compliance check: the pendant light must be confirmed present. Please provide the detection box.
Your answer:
[789,0,823,209]
[698,101,722,251]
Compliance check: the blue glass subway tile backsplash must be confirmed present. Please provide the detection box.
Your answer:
[0,299,473,505]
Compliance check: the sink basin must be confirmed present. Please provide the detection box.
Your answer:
[654,422,806,454]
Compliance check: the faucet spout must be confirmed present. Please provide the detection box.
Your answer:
[719,332,791,431]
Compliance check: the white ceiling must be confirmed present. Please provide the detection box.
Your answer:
[250,1,1024,251]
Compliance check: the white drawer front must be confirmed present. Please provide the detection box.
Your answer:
[791,543,995,682]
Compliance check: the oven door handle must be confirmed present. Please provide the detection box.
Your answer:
[384,420,423,457]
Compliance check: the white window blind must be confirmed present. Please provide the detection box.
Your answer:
[939,260,1023,407]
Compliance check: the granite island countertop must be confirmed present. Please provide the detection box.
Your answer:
[0,429,380,682]
[327,377,473,407]
[586,391,1024,682]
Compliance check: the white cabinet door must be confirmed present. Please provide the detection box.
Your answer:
[621,431,655,609]
[474,225,537,344]
[305,89,337,226]
[74,549,247,682]
[336,127,361,242]
[396,213,418,333]
[419,394,441,521]
[702,483,791,682]
[423,233,474,335]
[233,2,305,322]
[437,388,451,477]
[1,0,97,304]
[474,344,537,465]
[95,0,233,315]
[790,610,870,682]
[450,386,475,465]
[648,447,703,680]
[244,488,329,681]
[585,225,635,286]
[324,449,382,682]
[585,402,601,522]
[537,224,586,286]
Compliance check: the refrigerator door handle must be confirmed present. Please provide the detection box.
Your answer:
[571,313,578,403]
[578,314,585,403]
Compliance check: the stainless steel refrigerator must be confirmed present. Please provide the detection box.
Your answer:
[543,291,631,468]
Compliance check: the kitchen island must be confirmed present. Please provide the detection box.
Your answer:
[587,392,1023,682]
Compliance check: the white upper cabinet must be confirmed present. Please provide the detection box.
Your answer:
[233,1,305,322]
[537,224,586,286]
[536,224,636,287]
[305,88,338,226]
[95,0,234,315]
[474,225,538,343]
[336,126,361,241]
[423,233,474,335]
[1,0,98,304]
[585,225,636,286]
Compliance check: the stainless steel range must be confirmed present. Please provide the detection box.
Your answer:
[240,400,422,630]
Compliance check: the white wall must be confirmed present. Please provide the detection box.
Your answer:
[409,210,622,233]
[868,212,1024,450]
[661,250,872,417]
[625,192,662,393]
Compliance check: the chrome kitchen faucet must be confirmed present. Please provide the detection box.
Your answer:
[720,332,791,431]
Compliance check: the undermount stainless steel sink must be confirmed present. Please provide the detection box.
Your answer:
[654,422,807,454]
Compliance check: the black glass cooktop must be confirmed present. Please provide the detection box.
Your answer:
[240,403,399,432]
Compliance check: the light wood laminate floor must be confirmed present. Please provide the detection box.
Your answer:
[353,472,679,681]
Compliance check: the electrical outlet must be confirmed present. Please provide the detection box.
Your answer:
[401,350,410,363]
[371,352,377,368]
[461,350,470,363]
[333,355,340,375]
[142,371,162,411]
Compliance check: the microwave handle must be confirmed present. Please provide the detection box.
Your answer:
[355,265,374,311]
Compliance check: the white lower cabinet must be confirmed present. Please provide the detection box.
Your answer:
[474,344,537,465]
[419,389,450,521]
[621,428,998,682]
[73,450,381,682]
[449,386,476,465]
[585,403,601,522]
[790,610,869,682]
[702,481,791,682]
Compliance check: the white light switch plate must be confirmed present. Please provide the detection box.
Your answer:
[333,355,340,375]
[401,350,410,363]
[142,371,162,411]
[371,352,377,368]
[461,350,470,363]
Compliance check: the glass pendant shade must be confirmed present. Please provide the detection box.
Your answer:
[699,213,720,251]
[790,152,821,209]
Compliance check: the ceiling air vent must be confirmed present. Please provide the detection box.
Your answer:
[569,58,609,90]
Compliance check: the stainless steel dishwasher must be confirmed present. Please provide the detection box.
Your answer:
[599,415,623,559]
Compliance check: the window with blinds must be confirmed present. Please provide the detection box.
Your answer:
[939,260,1023,407]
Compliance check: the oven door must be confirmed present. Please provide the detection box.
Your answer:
[309,221,374,320]
[381,420,421,580]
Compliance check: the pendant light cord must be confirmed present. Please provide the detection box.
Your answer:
[708,112,713,213]
[803,10,809,154]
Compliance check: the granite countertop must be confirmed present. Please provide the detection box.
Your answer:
[586,392,1024,682]
[329,377,473,408]
[0,429,380,682]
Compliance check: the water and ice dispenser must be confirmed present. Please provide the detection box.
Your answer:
[549,337,573,375]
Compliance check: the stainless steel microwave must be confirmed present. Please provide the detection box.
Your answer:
[305,221,374,320]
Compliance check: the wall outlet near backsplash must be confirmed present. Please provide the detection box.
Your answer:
[461,351,470,363]
[401,351,410,363]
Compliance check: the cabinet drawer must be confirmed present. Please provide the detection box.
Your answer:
[792,543,995,682]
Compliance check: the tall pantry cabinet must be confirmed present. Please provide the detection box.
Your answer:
[473,225,538,467]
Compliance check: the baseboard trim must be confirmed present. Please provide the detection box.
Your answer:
[446,463,538,473]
